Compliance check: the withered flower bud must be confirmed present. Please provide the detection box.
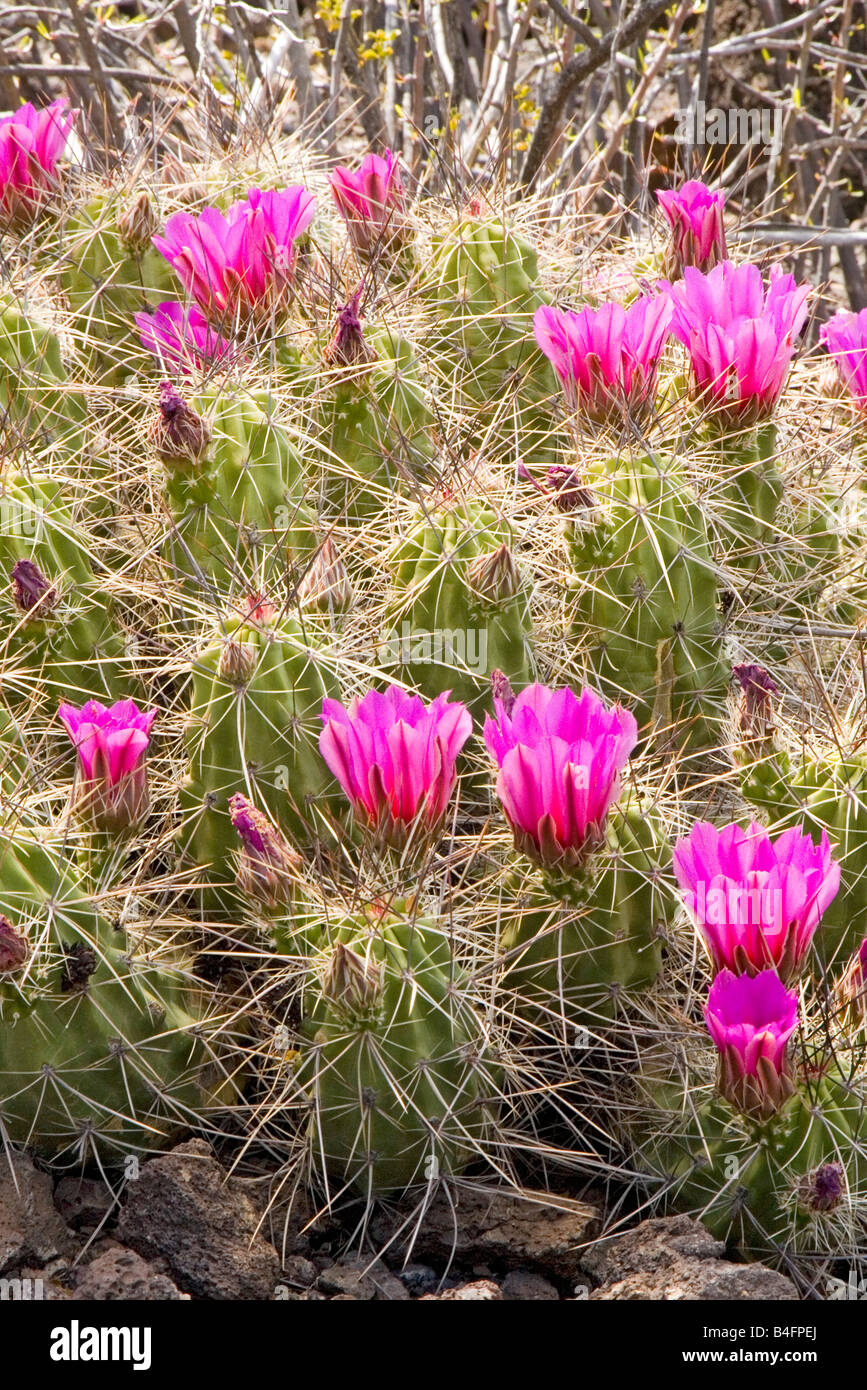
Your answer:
[732,662,779,743]
[490,669,516,717]
[324,293,375,369]
[0,916,28,973]
[11,559,57,616]
[149,381,211,467]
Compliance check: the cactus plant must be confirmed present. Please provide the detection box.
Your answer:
[152,382,316,600]
[386,497,534,711]
[311,297,434,521]
[427,214,560,466]
[0,473,126,708]
[178,598,341,909]
[0,830,231,1159]
[563,453,728,753]
[295,900,496,1196]
[632,970,867,1262]
[0,297,86,463]
[61,189,176,383]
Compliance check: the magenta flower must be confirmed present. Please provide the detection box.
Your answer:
[820,308,867,410]
[135,301,234,373]
[484,683,638,871]
[58,699,157,831]
[705,968,798,1120]
[674,820,839,981]
[533,297,672,425]
[330,150,406,256]
[0,98,76,223]
[663,260,810,426]
[319,685,472,846]
[657,180,727,278]
[152,185,316,320]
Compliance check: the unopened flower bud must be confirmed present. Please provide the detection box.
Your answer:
[324,293,374,369]
[243,593,277,629]
[229,793,302,910]
[733,662,779,744]
[322,942,382,1019]
[218,639,257,684]
[0,916,28,972]
[11,558,57,616]
[490,669,516,717]
[118,190,160,253]
[298,538,354,614]
[149,381,211,467]
[468,544,521,601]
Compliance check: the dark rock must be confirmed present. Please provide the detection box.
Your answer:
[398,1263,441,1296]
[374,1187,601,1281]
[420,1279,503,1301]
[580,1216,799,1301]
[0,1152,72,1274]
[73,1248,188,1301]
[317,1255,410,1301]
[502,1269,560,1300]
[116,1139,281,1300]
[54,1177,115,1232]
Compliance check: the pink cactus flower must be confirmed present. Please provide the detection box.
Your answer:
[674,820,839,981]
[0,98,76,223]
[484,683,638,871]
[152,185,316,320]
[705,968,798,1119]
[657,180,727,278]
[58,699,157,831]
[330,150,406,256]
[319,685,472,847]
[135,301,234,373]
[820,308,867,410]
[663,260,810,426]
[533,297,672,425]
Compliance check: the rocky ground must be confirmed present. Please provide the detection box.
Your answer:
[1,1142,798,1301]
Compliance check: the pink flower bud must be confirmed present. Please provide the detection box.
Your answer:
[149,381,211,467]
[705,968,798,1121]
[229,794,302,910]
[657,180,727,279]
[663,260,810,427]
[534,296,672,426]
[329,150,407,257]
[0,98,76,224]
[821,308,867,411]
